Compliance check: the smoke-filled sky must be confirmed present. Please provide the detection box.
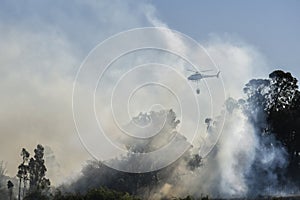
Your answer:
[0,0,299,185]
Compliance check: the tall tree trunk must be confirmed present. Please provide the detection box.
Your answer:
[23,179,27,198]
[18,178,22,200]
[9,188,12,200]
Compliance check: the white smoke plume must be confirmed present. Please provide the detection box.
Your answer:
[0,1,294,198]
[157,100,289,199]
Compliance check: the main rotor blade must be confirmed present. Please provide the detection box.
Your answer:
[200,69,213,72]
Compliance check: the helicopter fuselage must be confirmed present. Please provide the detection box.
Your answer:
[187,73,202,81]
[187,70,220,94]
[187,71,220,81]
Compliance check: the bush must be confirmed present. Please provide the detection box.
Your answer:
[52,187,139,200]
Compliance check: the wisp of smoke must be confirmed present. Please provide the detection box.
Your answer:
[64,102,290,199]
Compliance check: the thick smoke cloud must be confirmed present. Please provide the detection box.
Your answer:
[0,0,155,185]
[66,101,291,199]
[0,2,285,197]
[159,101,290,198]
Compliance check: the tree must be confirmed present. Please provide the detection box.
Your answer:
[7,180,14,200]
[266,71,300,183]
[17,148,30,200]
[244,70,300,185]
[0,161,7,188]
[28,144,50,192]
[243,79,270,110]
[267,70,299,112]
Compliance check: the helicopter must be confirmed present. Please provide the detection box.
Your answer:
[187,69,220,94]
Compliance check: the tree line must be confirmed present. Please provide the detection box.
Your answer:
[3,144,50,200]
[0,69,299,199]
[243,70,300,185]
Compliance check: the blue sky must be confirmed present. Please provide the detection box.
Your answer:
[1,0,299,75]
[152,0,300,76]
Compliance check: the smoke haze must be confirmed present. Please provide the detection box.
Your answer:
[2,2,294,199]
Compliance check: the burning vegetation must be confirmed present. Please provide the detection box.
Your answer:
[0,70,299,199]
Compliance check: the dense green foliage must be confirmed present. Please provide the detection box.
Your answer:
[15,145,51,199]
[17,148,30,199]
[28,145,51,190]
[244,70,300,184]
